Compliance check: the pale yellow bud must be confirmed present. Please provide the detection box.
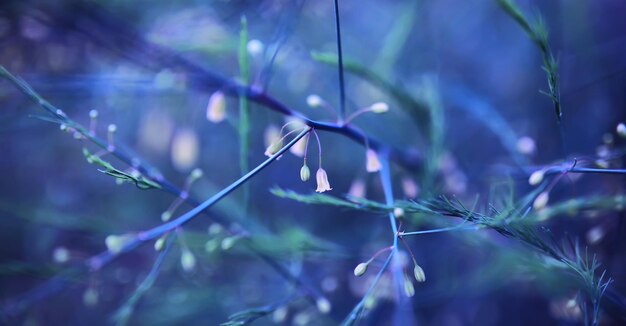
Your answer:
[306,94,323,108]
[403,275,415,297]
[154,236,167,252]
[354,262,368,276]
[221,236,240,250]
[533,191,550,211]
[105,234,135,254]
[190,168,203,181]
[370,102,389,113]
[205,239,220,252]
[272,306,288,323]
[171,128,199,172]
[595,159,609,169]
[83,287,99,306]
[413,264,426,282]
[264,125,281,147]
[617,123,626,138]
[516,136,536,155]
[246,39,264,56]
[206,91,226,123]
[208,223,224,235]
[264,140,283,157]
[161,211,172,222]
[300,164,311,182]
[52,247,70,264]
[316,297,332,314]
[366,149,382,172]
[528,170,545,186]
[180,249,196,272]
[393,207,405,219]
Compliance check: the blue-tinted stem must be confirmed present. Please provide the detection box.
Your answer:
[334,0,346,122]
[138,128,311,241]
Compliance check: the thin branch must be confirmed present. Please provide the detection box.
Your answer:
[333,0,347,122]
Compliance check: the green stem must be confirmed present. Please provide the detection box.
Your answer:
[239,16,251,216]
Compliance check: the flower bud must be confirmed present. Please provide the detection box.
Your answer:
[208,223,224,235]
[403,274,415,297]
[154,235,167,252]
[393,207,405,219]
[52,247,70,264]
[105,234,135,254]
[180,249,196,272]
[206,91,226,123]
[83,287,99,306]
[354,262,368,276]
[107,124,117,133]
[366,149,382,172]
[413,264,426,283]
[316,297,332,314]
[221,236,240,250]
[161,211,172,222]
[264,140,283,157]
[617,123,626,138]
[533,191,550,211]
[247,39,264,56]
[300,164,311,182]
[205,239,220,252]
[306,94,323,108]
[171,128,199,172]
[272,306,288,323]
[370,102,389,113]
[516,136,536,155]
[528,170,545,186]
[289,137,307,157]
[190,168,203,181]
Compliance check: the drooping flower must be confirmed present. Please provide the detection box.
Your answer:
[206,91,226,123]
[315,168,332,193]
[366,149,382,172]
[171,128,199,172]
[348,178,366,198]
[264,140,283,157]
[289,137,307,157]
[401,177,419,199]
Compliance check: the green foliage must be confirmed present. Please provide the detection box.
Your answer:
[270,187,390,212]
[496,0,562,121]
[83,148,161,190]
